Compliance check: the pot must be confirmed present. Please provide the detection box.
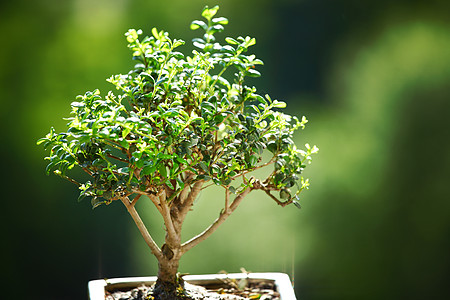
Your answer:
[88,272,296,299]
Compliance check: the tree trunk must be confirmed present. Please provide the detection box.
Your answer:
[157,250,179,283]
[152,245,189,300]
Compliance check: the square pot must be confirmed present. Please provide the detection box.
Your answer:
[88,272,296,299]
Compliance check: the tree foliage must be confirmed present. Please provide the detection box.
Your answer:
[38,6,318,211]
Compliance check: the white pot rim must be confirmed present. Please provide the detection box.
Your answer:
[88,272,296,299]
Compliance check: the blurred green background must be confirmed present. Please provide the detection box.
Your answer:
[2,0,450,299]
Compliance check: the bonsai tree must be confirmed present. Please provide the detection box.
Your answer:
[38,6,318,300]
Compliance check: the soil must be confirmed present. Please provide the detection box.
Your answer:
[105,278,281,300]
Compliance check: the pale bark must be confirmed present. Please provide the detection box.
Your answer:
[178,180,204,223]
[158,191,179,246]
[120,197,163,260]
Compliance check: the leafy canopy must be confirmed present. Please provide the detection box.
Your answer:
[37,6,318,209]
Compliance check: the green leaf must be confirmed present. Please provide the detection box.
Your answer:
[157,153,173,160]
[171,51,184,59]
[125,29,141,43]
[45,161,55,175]
[141,163,157,176]
[190,20,207,30]
[221,177,232,186]
[267,141,278,154]
[225,37,239,45]
[244,36,256,47]
[198,161,209,173]
[36,137,48,146]
[191,37,205,44]
[255,95,266,104]
[173,39,185,48]
[122,126,132,139]
[71,101,85,108]
[201,5,219,21]
[193,41,206,49]
[165,179,174,190]
[78,192,88,203]
[214,114,225,124]
[282,177,295,188]
[245,68,261,77]
[155,76,169,87]
[229,186,236,194]
[197,174,211,181]
[246,154,258,167]
[293,200,302,209]
[175,154,188,165]
[212,17,228,25]
[151,27,160,39]
[211,24,225,32]
[245,116,255,127]
[78,182,92,202]
[272,100,287,108]
[91,197,105,209]
[158,163,168,179]
[216,76,231,89]
[221,45,236,54]
[280,188,291,199]
[200,101,215,117]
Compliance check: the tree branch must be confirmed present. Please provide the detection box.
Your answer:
[54,171,81,186]
[180,186,252,254]
[120,197,162,260]
[224,187,230,213]
[131,194,142,207]
[106,153,129,164]
[230,158,275,181]
[132,188,163,214]
[158,191,180,245]
[261,188,290,207]
[178,185,191,204]
[254,180,293,207]
[178,180,204,223]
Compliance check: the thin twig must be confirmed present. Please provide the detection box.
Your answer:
[230,158,276,181]
[105,139,126,151]
[55,172,81,186]
[106,153,129,164]
[260,186,292,207]
[147,193,163,214]
[131,194,142,207]
[200,182,215,190]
